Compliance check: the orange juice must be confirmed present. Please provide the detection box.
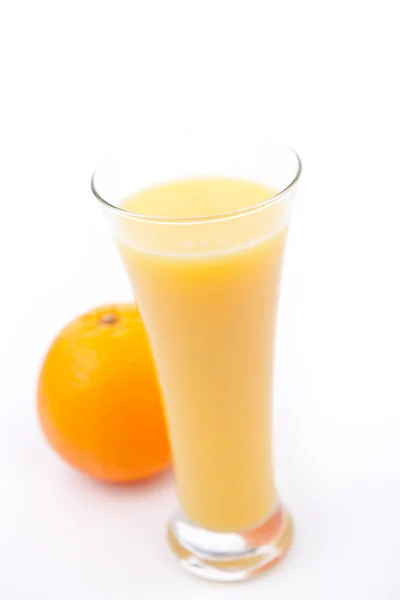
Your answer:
[117,178,288,532]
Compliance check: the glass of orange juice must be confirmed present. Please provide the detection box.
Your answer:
[91,132,301,582]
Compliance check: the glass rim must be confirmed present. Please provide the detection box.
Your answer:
[90,132,302,225]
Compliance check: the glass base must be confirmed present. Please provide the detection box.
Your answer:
[168,503,293,582]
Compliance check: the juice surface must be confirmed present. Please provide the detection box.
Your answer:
[118,178,287,532]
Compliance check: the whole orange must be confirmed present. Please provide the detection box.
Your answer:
[37,304,171,482]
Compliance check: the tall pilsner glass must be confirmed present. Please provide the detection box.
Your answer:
[91,132,301,582]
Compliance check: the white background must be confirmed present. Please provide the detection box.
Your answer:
[1,0,400,598]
